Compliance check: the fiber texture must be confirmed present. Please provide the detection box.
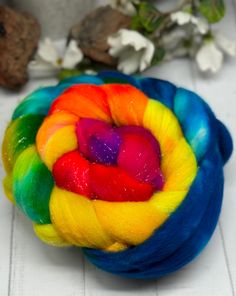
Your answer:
[2,71,233,279]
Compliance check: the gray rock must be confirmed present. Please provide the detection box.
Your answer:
[69,6,131,66]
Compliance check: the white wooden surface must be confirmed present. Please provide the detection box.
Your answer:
[0,1,236,295]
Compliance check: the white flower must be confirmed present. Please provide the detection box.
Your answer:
[171,11,208,35]
[196,32,236,73]
[196,41,223,73]
[109,0,139,16]
[108,29,155,74]
[28,38,83,78]
[62,40,83,69]
[215,31,236,57]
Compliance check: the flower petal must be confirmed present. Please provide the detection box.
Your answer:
[171,11,192,25]
[118,49,142,74]
[196,42,223,73]
[108,32,126,57]
[140,42,155,72]
[191,17,208,34]
[108,29,154,74]
[120,29,149,51]
[62,40,84,69]
[215,32,236,57]
[37,38,59,66]
[28,58,59,78]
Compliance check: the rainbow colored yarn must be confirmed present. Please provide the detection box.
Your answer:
[2,71,233,279]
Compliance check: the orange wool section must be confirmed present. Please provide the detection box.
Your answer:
[36,111,78,158]
[49,84,112,123]
[102,84,148,126]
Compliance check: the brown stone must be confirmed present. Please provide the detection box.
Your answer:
[0,5,40,89]
[69,6,131,66]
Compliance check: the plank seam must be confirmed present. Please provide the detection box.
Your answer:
[156,279,159,296]
[7,207,15,296]
[219,221,235,296]
[82,253,86,296]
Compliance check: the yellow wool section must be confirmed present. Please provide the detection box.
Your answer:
[37,125,78,170]
[50,187,115,249]
[143,99,197,216]
[33,223,71,247]
[92,199,167,246]
[3,175,15,203]
[2,135,11,174]
[150,191,187,214]
[143,100,183,157]
[105,242,128,252]
[162,138,197,191]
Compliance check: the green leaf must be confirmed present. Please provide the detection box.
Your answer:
[151,47,165,66]
[131,14,142,31]
[199,0,225,23]
[58,69,82,81]
[137,2,165,33]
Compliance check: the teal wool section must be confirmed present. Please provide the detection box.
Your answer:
[13,76,104,120]
[58,75,103,87]
[12,86,66,119]
[174,88,215,162]
[13,146,54,224]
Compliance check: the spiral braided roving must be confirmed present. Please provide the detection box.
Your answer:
[2,71,233,279]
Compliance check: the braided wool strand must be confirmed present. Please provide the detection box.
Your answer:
[2,71,233,279]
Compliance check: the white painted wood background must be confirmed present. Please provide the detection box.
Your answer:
[0,1,236,295]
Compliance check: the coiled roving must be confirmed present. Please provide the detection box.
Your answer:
[2,71,233,279]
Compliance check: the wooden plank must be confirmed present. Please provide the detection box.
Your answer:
[85,261,157,296]
[0,20,235,293]
[157,229,232,296]
[84,59,232,296]
[9,211,85,296]
[151,60,233,296]
[0,87,17,296]
[192,0,236,294]
[82,60,191,296]
[1,79,85,296]
[0,83,25,296]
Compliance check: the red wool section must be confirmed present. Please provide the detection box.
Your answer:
[117,131,163,190]
[52,119,164,202]
[90,164,154,202]
[52,150,91,196]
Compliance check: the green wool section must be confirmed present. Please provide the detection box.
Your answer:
[2,114,44,173]
[13,146,54,224]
